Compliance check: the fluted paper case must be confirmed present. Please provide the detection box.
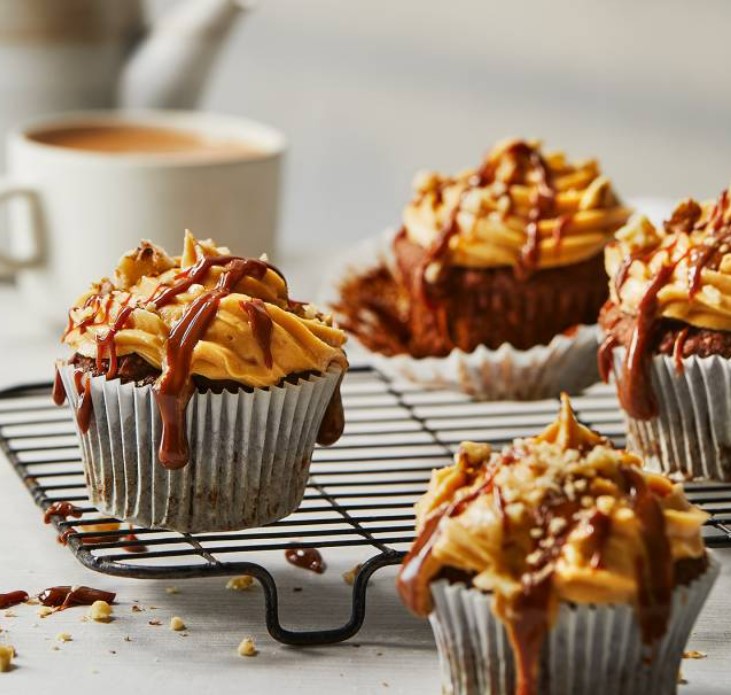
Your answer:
[59,363,343,533]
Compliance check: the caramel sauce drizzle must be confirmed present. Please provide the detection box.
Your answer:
[52,365,66,406]
[95,304,135,380]
[43,501,83,525]
[284,547,327,574]
[154,257,270,469]
[241,298,273,369]
[0,590,29,609]
[597,334,619,384]
[38,585,116,610]
[672,327,690,374]
[73,368,93,434]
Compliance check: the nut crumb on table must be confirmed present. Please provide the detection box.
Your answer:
[343,564,362,585]
[170,616,186,631]
[683,650,707,659]
[90,600,113,623]
[56,632,72,642]
[226,576,255,592]
[238,637,258,657]
[0,645,14,672]
[165,587,180,595]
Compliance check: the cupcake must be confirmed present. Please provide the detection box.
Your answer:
[336,139,631,399]
[54,232,348,532]
[398,395,717,695]
[600,188,731,480]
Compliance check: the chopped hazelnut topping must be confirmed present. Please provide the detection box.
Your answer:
[226,576,255,592]
[0,645,15,672]
[89,600,113,623]
[424,261,442,285]
[548,517,567,536]
[238,637,258,657]
[169,617,186,632]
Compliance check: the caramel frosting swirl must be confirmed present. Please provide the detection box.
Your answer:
[62,232,348,388]
[403,138,631,273]
[606,188,731,332]
[398,395,707,693]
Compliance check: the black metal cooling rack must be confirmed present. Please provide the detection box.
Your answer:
[1,364,731,646]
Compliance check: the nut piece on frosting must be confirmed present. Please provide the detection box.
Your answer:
[398,394,709,658]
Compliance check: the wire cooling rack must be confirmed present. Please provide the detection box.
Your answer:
[1,364,731,645]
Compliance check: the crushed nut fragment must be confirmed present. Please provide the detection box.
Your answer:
[38,606,54,618]
[0,645,14,672]
[148,619,162,627]
[131,605,143,613]
[342,564,362,585]
[683,650,707,659]
[56,632,72,642]
[89,600,113,623]
[226,576,254,592]
[238,637,258,657]
[165,587,180,595]
[169,617,186,632]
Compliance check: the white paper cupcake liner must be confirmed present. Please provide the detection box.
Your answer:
[59,363,343,532]
[429,554,719,695]
[372,326,600,401]
[322,228,601,400]
[610,348,731,481]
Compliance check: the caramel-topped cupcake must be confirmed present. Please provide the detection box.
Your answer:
[600,189,731,480]
[398,396,716,695]
[336,139,630,399]
[55,232,348,532]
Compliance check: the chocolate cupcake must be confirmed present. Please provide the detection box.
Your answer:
[55,232,348,532]
[398,395,717,695]
[336,139,631,399]
[600,189,731,480]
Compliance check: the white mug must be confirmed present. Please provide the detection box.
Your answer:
[0,110,285,327]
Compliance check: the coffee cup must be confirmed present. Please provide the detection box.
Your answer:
[0,110,285,326]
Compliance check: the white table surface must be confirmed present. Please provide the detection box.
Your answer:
[0,265,729,694]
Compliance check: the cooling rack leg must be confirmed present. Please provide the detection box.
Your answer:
[246,549,404,646]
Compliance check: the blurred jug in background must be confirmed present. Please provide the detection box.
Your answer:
[0,0,246,275]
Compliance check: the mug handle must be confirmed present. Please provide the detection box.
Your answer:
[0,178,44,271]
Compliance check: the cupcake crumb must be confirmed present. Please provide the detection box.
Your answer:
[169,617,186,632]
[148,619,162,627]
[342,564,362,585]
[226,576,254,592]
[682,650,706,659]
[0,645,15,672]
[89,600,113,623]
[238,637,258,657]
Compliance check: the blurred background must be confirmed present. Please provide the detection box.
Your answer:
[146,0,731,254]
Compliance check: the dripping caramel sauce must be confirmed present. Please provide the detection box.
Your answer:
[56,252,345,469]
